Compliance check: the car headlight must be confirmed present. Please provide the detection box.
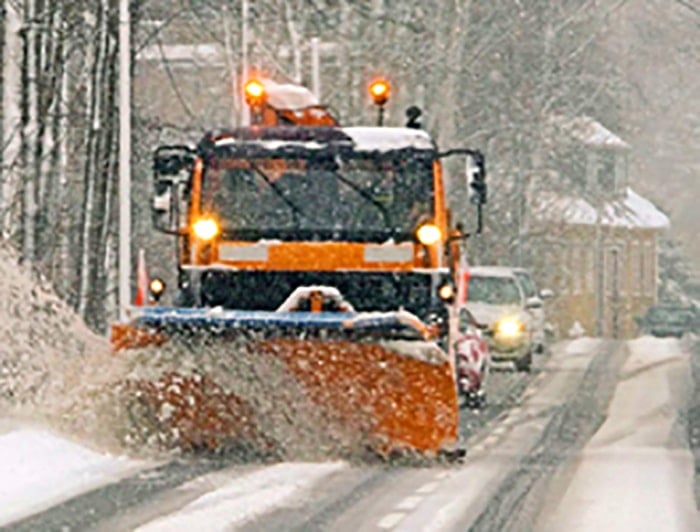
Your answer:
[495,317,525,337]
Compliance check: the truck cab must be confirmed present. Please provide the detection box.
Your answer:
[150,79,486,338]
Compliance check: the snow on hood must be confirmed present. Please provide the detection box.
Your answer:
[465,302,529,327]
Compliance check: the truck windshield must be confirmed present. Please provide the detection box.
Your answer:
[200,150,435,241]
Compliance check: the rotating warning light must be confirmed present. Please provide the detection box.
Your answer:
[244,79,266,106]
[369,79,390,106]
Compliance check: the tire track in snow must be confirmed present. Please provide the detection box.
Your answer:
[469,340,626,532]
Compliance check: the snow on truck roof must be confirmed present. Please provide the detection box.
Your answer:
[260,78,321,110]
[211,126,435,153]
[342,127,435,152]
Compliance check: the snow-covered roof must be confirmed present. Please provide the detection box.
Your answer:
[342,127,435,152]
[137,43,225,66]
[260,78,320,110]
[535,187,670,229]
[550,115,630,150]
[468,266,519,278]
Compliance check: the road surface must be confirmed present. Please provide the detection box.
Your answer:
[2,336,698,531]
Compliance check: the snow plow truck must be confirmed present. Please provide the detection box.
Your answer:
[111,77,487,457]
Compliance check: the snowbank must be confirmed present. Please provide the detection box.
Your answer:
[0,427,144,526]
[0,241,374,460]
[0,242,132,451]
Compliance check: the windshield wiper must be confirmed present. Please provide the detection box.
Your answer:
[327,171,394,231]
[248,161,307,224]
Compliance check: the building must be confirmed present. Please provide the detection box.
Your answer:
[530,117,669,338]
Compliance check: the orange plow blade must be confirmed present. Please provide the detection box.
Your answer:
[112,308,459,457]
[255,338,457,454]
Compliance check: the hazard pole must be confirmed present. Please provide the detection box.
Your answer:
[118,0,131,323]
[241,0,250,126]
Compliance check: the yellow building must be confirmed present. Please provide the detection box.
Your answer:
[531,117,669,339]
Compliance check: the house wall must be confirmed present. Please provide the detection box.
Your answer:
[531,224,659,339]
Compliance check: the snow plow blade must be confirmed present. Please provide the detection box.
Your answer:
[111,307,458,456]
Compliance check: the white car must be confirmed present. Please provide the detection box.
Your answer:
[465,266,537,371]
[510,268,555,354]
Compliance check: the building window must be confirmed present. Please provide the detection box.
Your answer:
[596,151,616,192]
[644,241,655,296]
[560,247,570,296]
[605,247,622,296]
[572,246,585,294]
[585,248,595,293]
[630,241,643,296]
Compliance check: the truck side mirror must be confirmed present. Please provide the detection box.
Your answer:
[526,297,543,310]
[438,148,487,235]
[153,145,194,176]
[152,146,194,234]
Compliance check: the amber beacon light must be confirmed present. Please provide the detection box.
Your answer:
[244,79,267,107]
[369,79,391,106]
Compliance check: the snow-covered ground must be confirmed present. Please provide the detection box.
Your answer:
[541,336,699,531]
[136,462,347,531]
[0,425,148,527]
[565,336,603,355]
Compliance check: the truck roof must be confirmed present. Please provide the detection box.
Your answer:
[203,126,435,154]
[342,127,435,152]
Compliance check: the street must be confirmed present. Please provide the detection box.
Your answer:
[3,335,698,531]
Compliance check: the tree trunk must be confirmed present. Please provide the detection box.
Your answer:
[284,0,303,84]
[1,0,23,239]
[77,0,108,318]
[21,0,40,263]
[91,37,118,328]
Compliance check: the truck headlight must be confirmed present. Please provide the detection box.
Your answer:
[416,223,442,246]
[192,217,220,241]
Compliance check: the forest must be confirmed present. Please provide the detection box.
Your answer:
[1,0,697,331]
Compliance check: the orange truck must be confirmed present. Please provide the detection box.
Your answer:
[113,77,487,457]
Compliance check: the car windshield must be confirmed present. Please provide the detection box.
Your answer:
[514,271,537,298]
[467,275,523,305]
[200,150,434,240]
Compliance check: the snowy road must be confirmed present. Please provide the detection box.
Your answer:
[538,337,699,531]
[2,337,699,531]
